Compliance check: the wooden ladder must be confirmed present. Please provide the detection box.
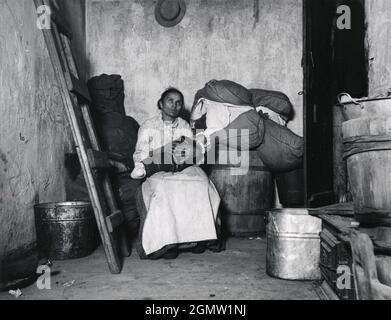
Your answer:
[34,0,129,273]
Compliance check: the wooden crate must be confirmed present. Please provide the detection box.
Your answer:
[312,202,391,300]
[311,203,357,300]
[319,218,357,300]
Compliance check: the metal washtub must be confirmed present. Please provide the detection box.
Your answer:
[34,201,100,260]
[266,208,322,280]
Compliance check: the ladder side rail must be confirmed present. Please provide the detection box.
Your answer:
[50,22,124,271]
[59,34,127,239]
[34,0,122,273]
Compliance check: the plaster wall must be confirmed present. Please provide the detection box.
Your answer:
[86,0,304,134]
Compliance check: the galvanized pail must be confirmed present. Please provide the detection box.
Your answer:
[34,201,100,260]
[266,208,321,280]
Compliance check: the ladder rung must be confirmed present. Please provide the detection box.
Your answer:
[106,210,124,233]
[51,5,73,40]
[87,149,110,169]
[71,74,92,102]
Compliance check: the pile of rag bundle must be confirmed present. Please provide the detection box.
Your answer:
[190,79,304,172]
[87,74,141,236]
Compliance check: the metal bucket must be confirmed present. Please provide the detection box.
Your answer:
[266,208,321,280]
[34,201,100,260]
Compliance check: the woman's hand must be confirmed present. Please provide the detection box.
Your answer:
[131,162,146,179]
[195,133,207,146]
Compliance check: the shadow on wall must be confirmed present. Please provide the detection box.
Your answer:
[51,0,88,80]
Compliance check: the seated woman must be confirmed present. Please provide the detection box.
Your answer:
[131,88,222,259]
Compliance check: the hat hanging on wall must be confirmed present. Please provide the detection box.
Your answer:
[155,0,186,28]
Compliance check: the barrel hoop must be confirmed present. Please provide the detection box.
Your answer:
[343,135,391,159]
[267,231,320,240]
[39,218,94,222]
[35,202,91,209]
[227,209,267,216]
[210,164,270,171]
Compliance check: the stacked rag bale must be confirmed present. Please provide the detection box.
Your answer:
[87,74,141,238]
[191,79,303,172]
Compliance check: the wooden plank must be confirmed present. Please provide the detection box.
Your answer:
[50,4,73,40]
[349,230,391,300]
[318,214,359,245]
[320,212,391,255]
[310,202,354,217]
[70,74,92,103]
[60,33,78,77]
[87,149,110,169]
[319,214,357,232]
[314,281,340,300]
[320,228,340,247]
[106,211,125,233]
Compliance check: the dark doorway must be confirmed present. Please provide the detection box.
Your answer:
[303,0,367,208]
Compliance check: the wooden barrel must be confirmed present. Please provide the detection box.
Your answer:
[208,149,273,237]
[343,117,391,227]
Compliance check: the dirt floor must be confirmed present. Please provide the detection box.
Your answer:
[0,238,320,300]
